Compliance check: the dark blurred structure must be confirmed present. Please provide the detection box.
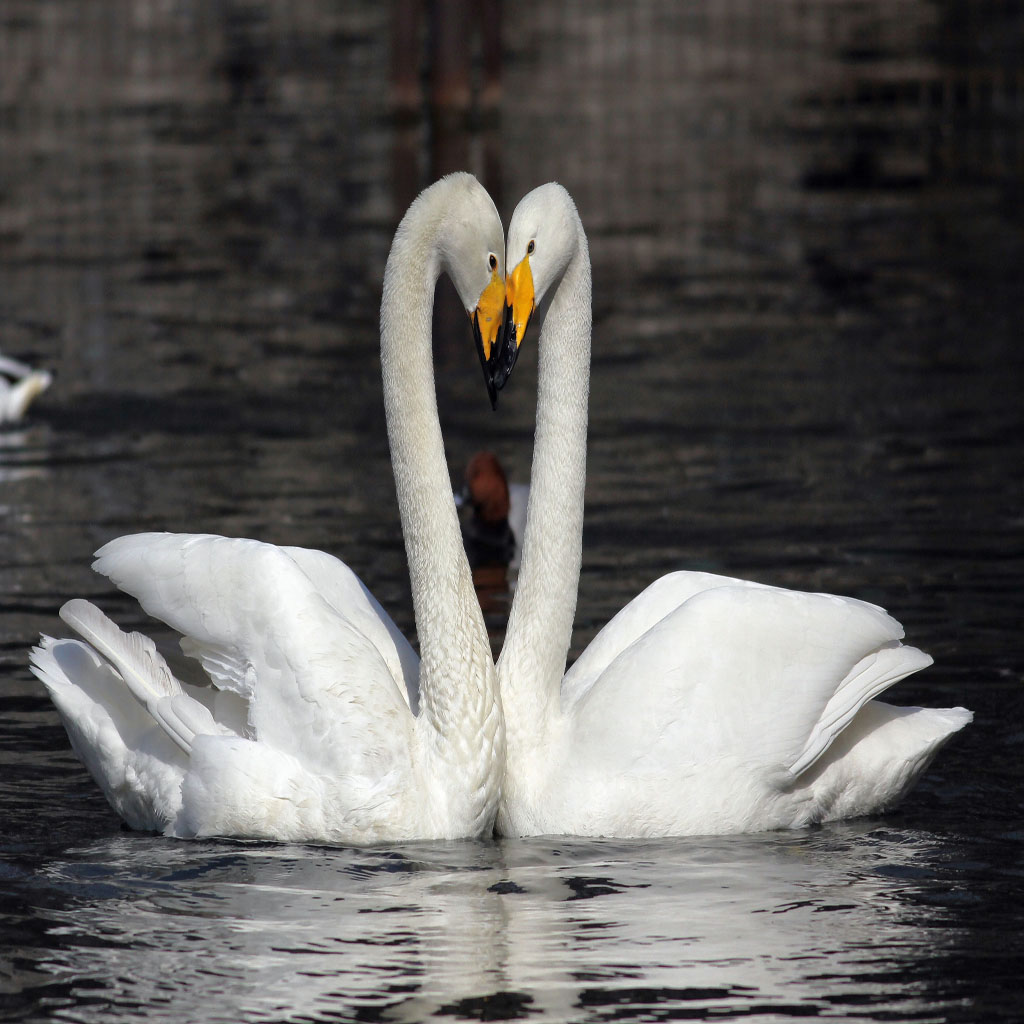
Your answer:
[389,0,505,368]
[0,1,1021,392]
[391,0,503,211]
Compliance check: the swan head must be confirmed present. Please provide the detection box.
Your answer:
[433,174,508,408]
[496,182,578,389]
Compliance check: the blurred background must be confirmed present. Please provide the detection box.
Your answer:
[1,0,1021,650]
[1,3,1024,1019]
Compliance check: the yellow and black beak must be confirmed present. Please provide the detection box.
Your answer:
[493,254,535,392]
[471,268,506,409]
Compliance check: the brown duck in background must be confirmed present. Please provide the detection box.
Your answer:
[458,451,529,585]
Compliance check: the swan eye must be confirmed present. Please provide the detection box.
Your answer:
[527,240,535,255]
[488,253,498,271]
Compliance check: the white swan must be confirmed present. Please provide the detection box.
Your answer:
[493,182,971,839]
[0,353,51,423]
[29,173,508,844]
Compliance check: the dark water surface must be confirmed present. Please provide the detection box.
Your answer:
[2,2,1023,1021]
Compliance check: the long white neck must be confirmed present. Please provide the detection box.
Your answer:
[379,195,503,832]
[497,220,592,746]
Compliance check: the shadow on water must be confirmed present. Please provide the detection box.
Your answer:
[1,1,1023,1021]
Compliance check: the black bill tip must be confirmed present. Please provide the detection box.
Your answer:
[472,310,501,410]
[492,303,526,393]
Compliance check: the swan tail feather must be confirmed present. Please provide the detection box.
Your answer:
[28,636,186,831]
[788,643,934,777]
[57,599,214,755]
[805,702,973,821]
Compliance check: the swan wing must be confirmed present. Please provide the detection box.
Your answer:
[280,545,420,712]
[91,533,415,780]
[570,579,932,778]
[563,571,758,707]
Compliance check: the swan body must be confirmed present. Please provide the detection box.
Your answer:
[0,354,51,423]
[494,183,971,839]
[31,173,508,844]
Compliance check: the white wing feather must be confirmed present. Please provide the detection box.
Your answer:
[29,636,189,831]
[90,533,415,781]
[281,544,420,711]
[60,598,180,701]
[571,579,926,779]
[59,598,223,754]
[563,571,772,709]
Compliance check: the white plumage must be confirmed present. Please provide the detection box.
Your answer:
[30,174,507,844]
[495,183,971,838]
[0,353,51,423]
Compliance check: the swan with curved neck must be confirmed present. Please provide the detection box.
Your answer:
[30,173,508,844]
[494,182,971,838]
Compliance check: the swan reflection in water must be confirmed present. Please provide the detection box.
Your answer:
[32,824,959,1021]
